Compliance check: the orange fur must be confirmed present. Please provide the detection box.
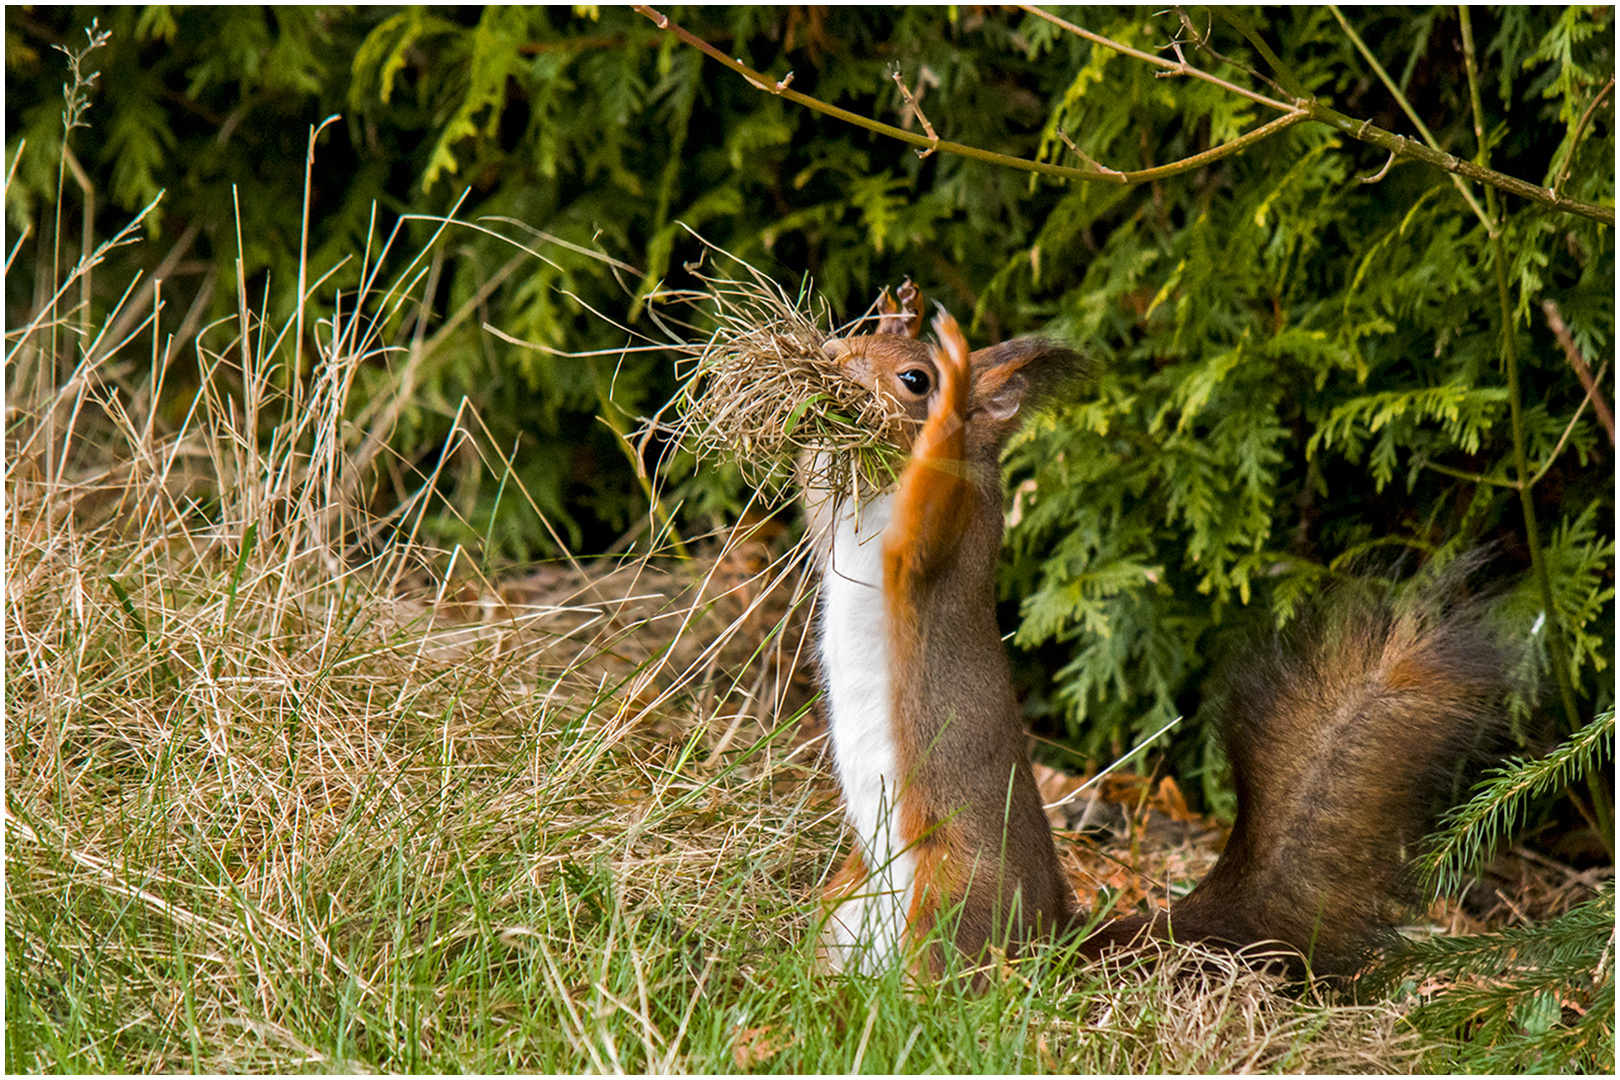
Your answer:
[823,848,868,909]
[884,310,975,594]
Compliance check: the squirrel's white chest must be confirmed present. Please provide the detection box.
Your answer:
[816,492,915,968]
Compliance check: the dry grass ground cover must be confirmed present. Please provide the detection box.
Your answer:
[6,178,1467,1072]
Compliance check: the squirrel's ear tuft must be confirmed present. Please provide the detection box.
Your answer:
[875,278,926,337]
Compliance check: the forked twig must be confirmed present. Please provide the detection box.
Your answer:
[890,64,939,157]
[1058,130,1123,177]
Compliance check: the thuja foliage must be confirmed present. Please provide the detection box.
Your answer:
[5,9,1612,793]
[988,8,1613,782]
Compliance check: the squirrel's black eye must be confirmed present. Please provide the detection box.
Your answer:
[897,368,931,396]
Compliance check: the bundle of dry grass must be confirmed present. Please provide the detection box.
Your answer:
[648,244,904,505]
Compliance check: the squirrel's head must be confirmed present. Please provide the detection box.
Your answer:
[821,280,1089,458]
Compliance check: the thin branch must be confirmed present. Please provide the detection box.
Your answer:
[890,64,939,157]
[1020,4,1293,111]
[1057,130,1120,177]
[1331,5,1492,231]
[1529,359,1609,488]
[1458,6,1489,157]
[635,5,1305,187]
[1206,8,1314,101]
[1044,4,1614,224]
[1461,7,1586,743]
[1420,459,1518,490]
[1496,232,1581,739]
[1122,110,1307,184]
[634,4,1084,181]
[1173,6,1292,103]
[1542,299,1615,446]
[1301,100,1612,225]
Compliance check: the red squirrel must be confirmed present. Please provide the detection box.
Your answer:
[805,283,1513,982]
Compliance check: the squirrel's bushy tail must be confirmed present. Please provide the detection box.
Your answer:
[1078,566,1519,977]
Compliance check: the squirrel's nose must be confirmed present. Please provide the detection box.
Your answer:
[822,340,876,390]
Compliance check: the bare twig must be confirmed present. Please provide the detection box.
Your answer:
[1126,110,1308,184]
[1331,5,1493,231]
[1458,7,1489,156]
[1542,299,1615,446]
[1021,3,1291,111]
[1359,151,1396,184]
[1058,130,1122,177]
[1530,359,1609,488]
[1308,100,1608,223]
[1418,458,1518,490]
[1492,233,1583,738]
[890,64,939,157]
[632,3,1084,181]
[635,5,1306,188]
[1172,6,1292,102]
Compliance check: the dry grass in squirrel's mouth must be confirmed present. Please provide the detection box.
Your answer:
[652,252,908,505]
